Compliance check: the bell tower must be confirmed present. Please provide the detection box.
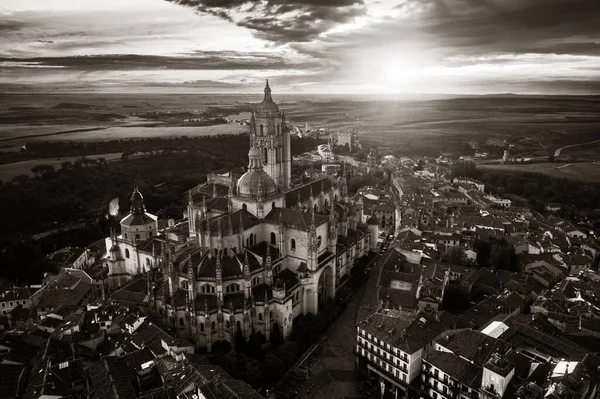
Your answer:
[249,80,291,190]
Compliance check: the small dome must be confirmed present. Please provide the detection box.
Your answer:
[237,170,277,198]
[257,100,279,113]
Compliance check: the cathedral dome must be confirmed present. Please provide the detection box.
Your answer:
[237,170,277,198]
[257,100,279,113]
[256,79,279,113]
[237,144,277,198]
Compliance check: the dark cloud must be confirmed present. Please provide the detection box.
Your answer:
[167,0,366,43]
[0,52,315,71]
[399,0,600,57]
[0,19,27,32]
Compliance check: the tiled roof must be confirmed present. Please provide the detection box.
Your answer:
[202,209,261,236]
[435,329,501,364]
[111,276,150,305]
[121,212,157,227]
[284,176,335,209]
[0,286,39,302]
[196,253,244,279]
[361,312,446,354]
[86,357,138,399]
[263,207,328,232]
[425,351,482,389]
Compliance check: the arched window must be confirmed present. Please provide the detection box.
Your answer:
[201,284,215,294]
[226,321,230,329]
[224,248,228,256]
[149,231,153,237]
[263,147,268,164]
[179,317,184,327]
[242,203,247,210]
[260,124,264,135]
[215,248,218,256]
[317,236,322,248]
[270,232,276,245]
[252,276,261,286]
[236,320,241,331]
[146,258,150,266]
[325,199,329,208]
[270,311,273,319]
[334,194,338,201]
[272,202,275,209]
[291,239,296,250]
[258,313,263,321]
[211,321,215,330]
[200,323,205,332]
[277,124,280,135]
[226,283,241,293]
[314,204,318,213]
[125,249,130,258]
[159,308,163,315]
[124,233,128,239]
[135,234,140,240]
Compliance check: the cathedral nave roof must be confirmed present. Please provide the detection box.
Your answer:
[196,253,244,279]
[284,176,335,209]
[263,207,329,232]
[204,209,260,236]
[191,183,230,202]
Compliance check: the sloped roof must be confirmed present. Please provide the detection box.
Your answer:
[263,207,328,232]
[202,209,261,236]
[284,176,335,208]
[120,212,157,227]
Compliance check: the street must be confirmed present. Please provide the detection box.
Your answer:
[296,280,369,399]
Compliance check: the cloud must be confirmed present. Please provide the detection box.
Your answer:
[166,0,366,43]
[0,51,318,71]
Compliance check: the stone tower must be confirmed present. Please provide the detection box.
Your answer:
[250,80,291,190]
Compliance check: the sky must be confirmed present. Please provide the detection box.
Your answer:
[1,0,599,95]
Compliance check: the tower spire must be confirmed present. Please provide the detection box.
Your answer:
[264,79,272,102]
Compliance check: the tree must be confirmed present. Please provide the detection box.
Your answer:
[270,322,283,349]
[488,240,517,272]
[246,328,266,359]
[277,341,299,367]
[31,164,55,177]
[244,359,264,388]
[440,247,469,266]
[234,326,246,354]
[442,284,471,312]
[263,352,285,386]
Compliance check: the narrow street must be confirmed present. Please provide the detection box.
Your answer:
[297,280,369,399]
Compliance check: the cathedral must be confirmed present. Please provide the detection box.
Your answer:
[106,81,379,351]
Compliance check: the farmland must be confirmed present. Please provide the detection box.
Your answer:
[1,92,599,160]
[478,162,600,183]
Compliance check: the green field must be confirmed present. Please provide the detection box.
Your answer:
[479,162,600,183]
